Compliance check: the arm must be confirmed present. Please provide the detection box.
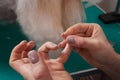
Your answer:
[98,51,120,80]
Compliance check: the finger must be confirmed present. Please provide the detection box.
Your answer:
[9,40,27,63]
[21,51,27,58]
[27,50,53,79]
[61,23,94,38]
[25,41,35,51]
[28,50,39,64]
[38,42,58,60]
[28,50,46,66]
[58,40,66,48]
[66,35,94,49]
[22,41,35,58]
[57,44,72,63]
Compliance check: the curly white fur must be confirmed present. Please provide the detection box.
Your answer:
[16,0,85,58]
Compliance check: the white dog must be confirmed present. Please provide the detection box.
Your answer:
[15,0,85,58]
[0,0,85,58]
[16,0,85,43]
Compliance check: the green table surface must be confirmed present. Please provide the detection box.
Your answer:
[0,3,120,80]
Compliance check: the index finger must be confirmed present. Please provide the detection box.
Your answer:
[61,23,94,38]
[38,42,58,60]
[9,40,27,62]
[57,44,72,63]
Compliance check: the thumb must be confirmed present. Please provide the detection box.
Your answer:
[28,50,46,65]
[66,35,94,49]
[28,50,39,64]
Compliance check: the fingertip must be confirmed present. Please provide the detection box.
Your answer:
[66,36,81,48]
[66,36,75,44]
[50,43,58,48]
[28,50,39,64]
[66,35,91,48]
[58,41,66,48]
[38,42,58,54]
[58,43,62,48]
[28,41,35,47]
[48,42,58,50]
[61,33,67,38]
[12,40,27,53]
[49,42,59,50]
[20,40,27,45]
[24,41,35,52]
[57,44,72,63]
[29,40,35,44]
[61,44,72,54]
[10,40,28,63]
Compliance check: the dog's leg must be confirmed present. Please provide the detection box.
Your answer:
[62,0,85,30]
[16,0,85,58]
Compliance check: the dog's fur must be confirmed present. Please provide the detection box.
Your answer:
[16,0,85,45]
[0,0,85,58]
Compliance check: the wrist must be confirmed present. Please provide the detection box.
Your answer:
[102,51,120,68]
[98,42,119,67]
[24,77,35,80]
[51,70,73,80]
[24,75,37,80]
[97,51,120,80]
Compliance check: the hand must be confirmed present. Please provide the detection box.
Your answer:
[59,23,118,68]
[9,41,73,80]
[59,23,120,80]
[9,41,52,80]
[38,42,73,80]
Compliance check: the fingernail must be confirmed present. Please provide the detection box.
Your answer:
[20,40,27,44]
[51,43,58,47]
[67,37,75,44]
[58,43,61,48]
[58,43,65,48]
[29,41,34,44]
[61,33,64,36]
[61,33,66,38]
[29,41,34,45]
[28,50,39,64]
[21,40,27,43]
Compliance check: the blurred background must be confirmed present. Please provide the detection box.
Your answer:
[98,0,118,12]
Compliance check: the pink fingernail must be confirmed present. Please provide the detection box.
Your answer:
[28,50,39,64]
[51,43,58,47]
[67,37,75,44]
[61,33,66,38]
[20,40,27,44]
[58,43,61,47]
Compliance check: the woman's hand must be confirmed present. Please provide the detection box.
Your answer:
[38,42,73,80]
[60,23,117,67]
[59,23,120,80]
[9,41,73,80]
[9,41,52,80]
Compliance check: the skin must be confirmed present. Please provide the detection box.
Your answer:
[9,23,120,80]
[9,41,73,80]
[59,23,120,80]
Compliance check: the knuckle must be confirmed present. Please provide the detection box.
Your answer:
[91,23,101,28]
